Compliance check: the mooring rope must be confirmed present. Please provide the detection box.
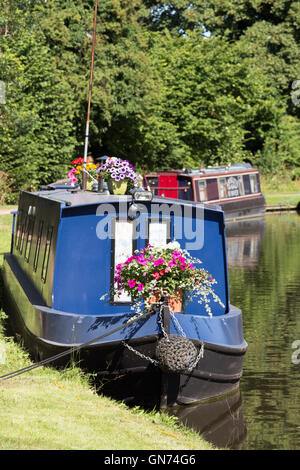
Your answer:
[278,192,300,205]
[0,309,154,382]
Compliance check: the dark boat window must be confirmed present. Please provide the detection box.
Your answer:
[145,176,159,196]
[243,174,251,194]
[206,178,219,201]
[178,176,193,201]
[41,225,53,282]
[24,208,36,262]
[33,220,44,272]
[15,209,23,251]
[20,214,29,254]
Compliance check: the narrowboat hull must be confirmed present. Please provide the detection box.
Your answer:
[217,193,266,221]
[2,252,247,408]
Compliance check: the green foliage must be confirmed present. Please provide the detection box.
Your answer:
[145,31,280,167]
[0,0,300,195]
[0,3,77,191]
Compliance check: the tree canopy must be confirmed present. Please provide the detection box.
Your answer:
[0,0,299,197]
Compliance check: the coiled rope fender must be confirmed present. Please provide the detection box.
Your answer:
[0,309,155,382]
[155,303,204,374]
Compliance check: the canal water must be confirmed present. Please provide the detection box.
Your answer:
[173,212,300,450]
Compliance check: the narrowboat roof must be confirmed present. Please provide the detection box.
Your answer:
[29,188,222,212]
[145,162,258,178]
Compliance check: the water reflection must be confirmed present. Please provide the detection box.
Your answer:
[168,214,300,450]
[168,389,247,449]
[228,213,300,450]
[225,217,265,268]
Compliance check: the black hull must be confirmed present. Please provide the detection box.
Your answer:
[3,288,246,409]
[2,254,247,409]
[217,194,266,221]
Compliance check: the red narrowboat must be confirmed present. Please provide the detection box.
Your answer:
[143,163,266,221]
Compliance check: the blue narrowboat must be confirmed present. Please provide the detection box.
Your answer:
[2,186,247,408]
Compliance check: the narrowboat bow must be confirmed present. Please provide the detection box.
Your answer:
[2,187,247,408]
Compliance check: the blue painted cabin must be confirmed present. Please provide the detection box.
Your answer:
[3,188,247,407]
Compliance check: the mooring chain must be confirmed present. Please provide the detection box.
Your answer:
[122,304,205,374]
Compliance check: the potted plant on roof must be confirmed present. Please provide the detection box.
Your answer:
[112,241,224,315]
[68,157,98,190]
[97,157,138,195]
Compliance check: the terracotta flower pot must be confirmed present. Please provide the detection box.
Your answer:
[147,290,183,313]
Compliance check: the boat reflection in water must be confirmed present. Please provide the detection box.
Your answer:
[166,219,267,449]
[225,217,266,269]
[168,389,247,450]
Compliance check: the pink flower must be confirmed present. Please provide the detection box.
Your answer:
[153,271,160,280]
[159,270,164,276]
[153,258,164,266]
[128,280,136,288]
[143,272,147,277]
[137,283,144,291]
[180,264,186,270]
[172,251,181,258]
[168,260,177,267]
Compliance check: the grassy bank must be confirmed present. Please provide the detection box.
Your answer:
[0,209,214,451]
[260,174,300,206]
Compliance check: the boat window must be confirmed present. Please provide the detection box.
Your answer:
[197,180,207,202]
[250,174,259,193]
[243,174,251,194]
[145,176,159,196]
[149,220,169,247]
[33,220,43,272]
[237,176,244,196]
[226,176,240,198]
[178,176,193,201]
[19,215,29,254]
[15,209,23,251]
[219,178,228,198]
[24,207,36,262]
[41,225,53,282]
[111,220,134,303]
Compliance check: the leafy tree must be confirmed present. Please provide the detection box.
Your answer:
[144,31,281,168]
[0,1,77,193]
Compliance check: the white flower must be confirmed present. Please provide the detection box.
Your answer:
[166,241,181,250]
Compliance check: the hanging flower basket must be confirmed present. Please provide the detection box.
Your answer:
[112,241,224,315]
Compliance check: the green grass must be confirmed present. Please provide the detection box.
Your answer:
[260,174,300,206]
[0,210,215,451]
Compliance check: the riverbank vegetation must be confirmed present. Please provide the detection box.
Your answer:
[0,212,214,450]
[1,1,300,201]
